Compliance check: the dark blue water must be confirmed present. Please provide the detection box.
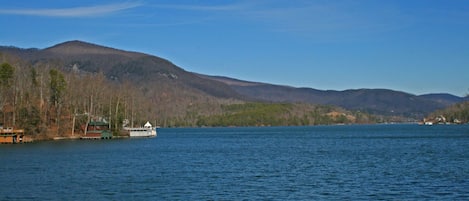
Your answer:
[1,124,469,200]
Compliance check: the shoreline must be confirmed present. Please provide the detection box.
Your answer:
[52,135,130,141]
[9,123,468,143]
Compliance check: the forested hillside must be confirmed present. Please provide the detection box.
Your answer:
[0,58,377,139]
[0,41,377,140]
[0,41,243,138]
[0,50,240,138]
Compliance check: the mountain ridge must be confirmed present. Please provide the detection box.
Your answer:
[199,74,465,98]
[199,74,466,117]
[1,40,466,119]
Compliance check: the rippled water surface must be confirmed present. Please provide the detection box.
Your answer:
[1,124,469,200]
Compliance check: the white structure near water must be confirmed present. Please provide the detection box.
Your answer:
[124,121,157,137]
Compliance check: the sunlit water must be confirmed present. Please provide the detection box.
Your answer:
[1,124,468,200]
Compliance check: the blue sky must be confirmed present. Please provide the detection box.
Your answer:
[0,0,468,96]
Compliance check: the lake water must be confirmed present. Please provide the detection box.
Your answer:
[1,124,469,200]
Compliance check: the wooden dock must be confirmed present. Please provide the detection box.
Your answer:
[0,127,26,144]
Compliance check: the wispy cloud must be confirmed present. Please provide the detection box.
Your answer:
[151,2,249,12]
[0,2,141,17]
[241,1,413,37]
[148,1,412,39]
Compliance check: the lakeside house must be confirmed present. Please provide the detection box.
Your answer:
[0,127,24,144]
[421,115,464,125]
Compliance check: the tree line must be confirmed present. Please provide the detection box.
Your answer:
[193,103,375,127]
[428,101,469,123]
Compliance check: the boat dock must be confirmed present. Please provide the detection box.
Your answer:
[0,127,26,144]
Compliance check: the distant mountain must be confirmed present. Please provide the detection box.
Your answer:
[1,40,464,119]
[418,93,468,106]
[199,75,465,118]
[0,40,241,99]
